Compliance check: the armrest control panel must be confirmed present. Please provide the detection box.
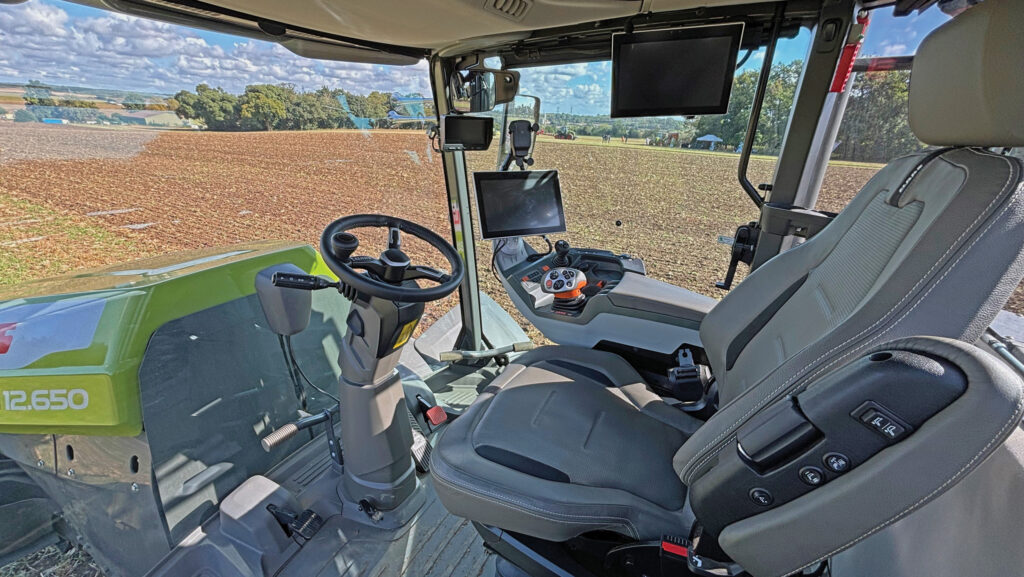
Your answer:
[690,348,967,537]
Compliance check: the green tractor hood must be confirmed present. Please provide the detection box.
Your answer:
[0,241,332,436]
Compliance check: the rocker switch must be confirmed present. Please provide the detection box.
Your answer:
[854,402,911,443]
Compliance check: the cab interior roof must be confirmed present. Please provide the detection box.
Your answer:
[68,0,929,66]
[494,1,813,68]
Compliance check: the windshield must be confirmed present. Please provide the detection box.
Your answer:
[1,0,454,547]
[0,0,450,298]
[467,32,814,338]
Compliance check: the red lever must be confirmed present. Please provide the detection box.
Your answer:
[426,406,448,427]
[661,540,689,558]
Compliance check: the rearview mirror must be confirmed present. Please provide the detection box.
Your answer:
[449,68,520,113]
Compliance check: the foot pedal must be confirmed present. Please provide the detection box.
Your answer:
[290,509,325,542]
[408,409,432,473]
[267,504,325,543]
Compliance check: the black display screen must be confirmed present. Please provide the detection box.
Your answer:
[474,170,566,239]
[442,115,494,151]
[611,24,743,118]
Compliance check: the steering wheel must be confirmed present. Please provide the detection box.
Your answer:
[320,214,464,303]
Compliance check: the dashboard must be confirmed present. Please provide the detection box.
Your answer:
[497,242,717,355]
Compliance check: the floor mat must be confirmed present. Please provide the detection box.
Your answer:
[278,479,491,577]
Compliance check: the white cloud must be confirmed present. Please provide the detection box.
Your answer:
[518,61,610,114]
[0,0,430,95]
[572,83,603,103]
[882,43,908,56]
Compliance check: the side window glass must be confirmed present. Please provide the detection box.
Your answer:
[817,7,950,213]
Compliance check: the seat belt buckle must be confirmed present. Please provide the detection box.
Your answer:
[661,533,745,577]
[426,406,447,427]
[666,348,705,404]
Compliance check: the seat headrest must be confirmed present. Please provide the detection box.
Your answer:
[909,0,1024,147]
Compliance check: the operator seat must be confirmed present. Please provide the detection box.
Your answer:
[433,0,1024,570]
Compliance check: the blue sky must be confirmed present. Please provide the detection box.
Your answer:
[0,0,949,114]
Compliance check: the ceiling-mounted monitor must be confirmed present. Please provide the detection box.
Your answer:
[611,23,744,118]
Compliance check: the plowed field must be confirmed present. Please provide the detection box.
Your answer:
[1,124,1020,333]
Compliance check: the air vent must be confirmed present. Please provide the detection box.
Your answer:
[485,0,533,22]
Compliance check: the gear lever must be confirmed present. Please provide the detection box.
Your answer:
[552,240,571,267]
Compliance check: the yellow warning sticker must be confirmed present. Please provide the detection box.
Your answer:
[394,319,418,349]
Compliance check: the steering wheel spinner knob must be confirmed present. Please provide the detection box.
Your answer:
[331,232,360,262]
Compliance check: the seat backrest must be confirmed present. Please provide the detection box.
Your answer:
[696,0,1024,409]
[679,1,1024,573]
[701,147,1023,404]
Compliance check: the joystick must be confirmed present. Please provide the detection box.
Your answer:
[552,240,571,267]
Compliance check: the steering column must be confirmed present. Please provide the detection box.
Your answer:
[289,214,464,512]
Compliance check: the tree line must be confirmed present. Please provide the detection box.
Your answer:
[172,84,404,131]
[832,70,919,163]
[14,80,175,124]
[541,62,921,163]
[12,68,921,164]
[699,65,922,162]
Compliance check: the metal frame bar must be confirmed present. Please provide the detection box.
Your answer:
[750,0,856,268]
[736,3,785,209]
[430,56,484,351]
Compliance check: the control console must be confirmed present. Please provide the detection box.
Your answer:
[511,241,646,318]
[540,267,586,295]
[498,238,715,355]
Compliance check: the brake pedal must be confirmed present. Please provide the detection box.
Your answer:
[408,409,432,473]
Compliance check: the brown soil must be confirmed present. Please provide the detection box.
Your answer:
[3,125,1020,340]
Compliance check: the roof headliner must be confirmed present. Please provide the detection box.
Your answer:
[74,0,843,64]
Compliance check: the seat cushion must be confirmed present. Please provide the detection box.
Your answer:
[431,346,697,542]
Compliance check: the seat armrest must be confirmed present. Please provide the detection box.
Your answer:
[607,272,717,325]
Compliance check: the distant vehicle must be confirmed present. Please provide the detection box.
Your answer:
[653,131,682,147]
[554,126,576,140]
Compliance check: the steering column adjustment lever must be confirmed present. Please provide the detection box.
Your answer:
[272,272,339,291]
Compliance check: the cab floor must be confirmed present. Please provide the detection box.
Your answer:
[276,478,492,577]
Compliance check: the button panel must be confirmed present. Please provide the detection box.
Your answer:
[540,268,587,294]
[852,401,912,443]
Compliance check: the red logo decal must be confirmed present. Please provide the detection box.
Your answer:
[0,323,15,354]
